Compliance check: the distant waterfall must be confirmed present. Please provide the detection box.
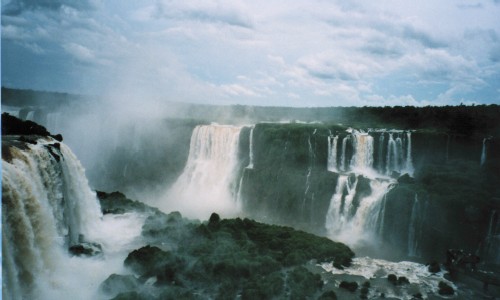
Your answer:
[350,132,374,171]
[165,124,243,219]
[330,130,413,177]
[407,194,422,257]
[377,133,385,174]
[340,136,350,172]
[405,132,414,175]
[386,133,396,175]
[327,135,338,172]
[480,138,488,166]
[302,134,315,214]
[2,138,103,300]
[248,126,255,169]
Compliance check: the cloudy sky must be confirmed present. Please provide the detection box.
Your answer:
[2,0,500,106]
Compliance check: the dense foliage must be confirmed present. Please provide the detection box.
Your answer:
[98,193,354,300]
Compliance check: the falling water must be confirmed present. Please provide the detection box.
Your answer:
[302,134,315,213]
[340,136,350,172]
[248,126,255,169]
[325,175,394,248]
[395,136,404,171]
[480,138,487,166]
[377,133,385,174]
[327,135,338,172]
[350,132,374,172]
[407,194,421,257]
[164,124,243,219]
[405,132,414,176]
[325,175,357,236]
[2,137,145,300]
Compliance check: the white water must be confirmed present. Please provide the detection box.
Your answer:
[2,138,146,300]
[303,135,314,209]
[326,177,394,248]
[248,126,255,169]
[163,124,243,220]
[322,257,456,299]
[327,135,338,172]
[340,136,349,172]
[350,131,374,172]
[405,132,414,176]
[377,133,385,174]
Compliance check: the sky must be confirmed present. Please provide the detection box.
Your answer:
[1,0,500,107]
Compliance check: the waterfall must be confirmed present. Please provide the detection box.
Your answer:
[480,138,487,166]
[395,136,404,171]
[164,124,243,219]
[327,135,338,172]
[407,194,421,257]
[248,126,255,169]
[377,133,385,174]
[325,175,357,235]
[340,136,350,172]
[325,175,394,247]
[302,134,315,214]
[405,132,414,176]
[2,137,105,300]
[350,132,374,172]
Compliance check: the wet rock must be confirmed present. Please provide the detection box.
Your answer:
[339,281,358,292]
[398,173,415,184]
[69,242,102,257]
[438,281,454,295]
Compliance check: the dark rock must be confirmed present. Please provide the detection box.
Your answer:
[397,276,410,285]
[428,261,441,273]
[339,281,358,292]
[387,274,398,285]
[318,290,337,300]
[2,113,51,136]
[398,173,415,184]
[438,281,454,295]
[69,242,102,257]
[390,171,401,179]
[52,134,63,142]
[100,274,140,296]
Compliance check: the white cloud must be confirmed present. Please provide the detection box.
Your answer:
[2,0,500,106]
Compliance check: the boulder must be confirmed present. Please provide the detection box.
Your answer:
[69,242,102,257]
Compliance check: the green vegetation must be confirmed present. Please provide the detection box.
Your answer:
[101,210,353,299]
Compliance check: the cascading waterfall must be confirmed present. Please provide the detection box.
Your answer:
[405,132,414,175]
[1,137,109,300]
[325,175,358,236]
[386,133,399,175]
[325,175,394,247]
[164,124,243,219]
[377,133,385,174]
[302,134,315,214]
[407,194,421,257]
[236,125,255,211]
[340,135,350,172]
[248,126,255,169]
[480,138,488,166]
[327,134,338,172]
[350,131,374,172]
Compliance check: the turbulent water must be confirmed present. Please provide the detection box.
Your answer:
[2,137,146,300]
[162,124,243,220]
[322,257,456,299]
